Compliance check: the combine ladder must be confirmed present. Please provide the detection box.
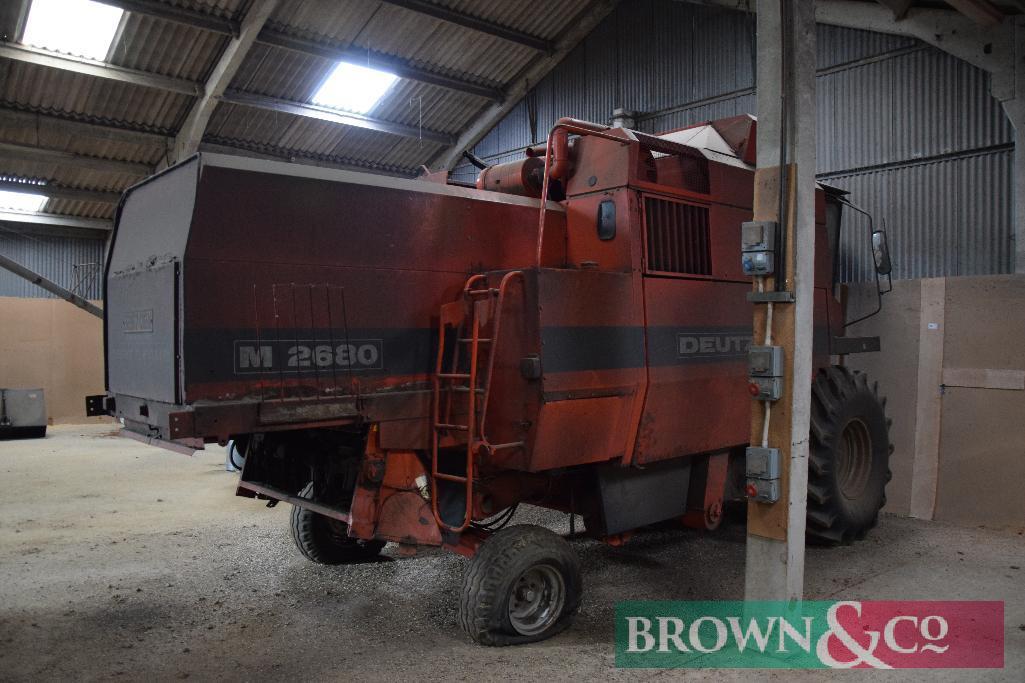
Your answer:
[430,271,523,532]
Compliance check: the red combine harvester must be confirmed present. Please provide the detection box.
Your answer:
[88,115,893,645]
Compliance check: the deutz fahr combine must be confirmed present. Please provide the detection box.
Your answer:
[88,115,893,645]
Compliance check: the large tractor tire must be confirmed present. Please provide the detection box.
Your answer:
[459,525,582,646]
[807,366,892,545]
[290,483,385,564]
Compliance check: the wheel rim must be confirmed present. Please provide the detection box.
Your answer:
[507,564,565,636]
[837,417,873,500]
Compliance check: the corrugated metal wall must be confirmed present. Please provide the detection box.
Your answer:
[0,229,104,299]
[452,0,1014,280]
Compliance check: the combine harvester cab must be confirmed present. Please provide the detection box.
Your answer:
[90,116,894,646]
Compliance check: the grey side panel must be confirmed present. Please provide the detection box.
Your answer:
[596,459,691,535]
[106,261,179,403]
[108,157,198,275]
[105,157,198,403]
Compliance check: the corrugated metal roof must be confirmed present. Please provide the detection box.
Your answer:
[0,0,1018,290]
[204,100,444,174]
[110,12,229,82]
[166,0,246,18]
[42,197,114,220]
[436,0,589,40]
[0,0,594,225]
[354,5,529,87]
[0,116,166,165]
[0,59,193,131]
[267,1,382,49]
[230,42,332,102]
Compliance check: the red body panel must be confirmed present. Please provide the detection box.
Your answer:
[178,167,567,410]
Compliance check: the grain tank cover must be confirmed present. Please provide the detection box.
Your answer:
[103,153,565,438]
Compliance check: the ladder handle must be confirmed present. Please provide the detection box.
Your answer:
[462,274,487,294]
[477,270,524,448]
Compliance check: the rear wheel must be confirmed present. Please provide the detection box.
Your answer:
[459,525,581,646]
[226,440,246,471]
[807,366,892,545]
[290,483,385,564]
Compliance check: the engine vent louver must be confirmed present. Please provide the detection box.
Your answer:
[644,198,711,275]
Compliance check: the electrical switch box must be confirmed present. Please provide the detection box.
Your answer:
[741,220,778,275]
[748,345,783,378]
[750,375,779,402]
[746,478,780,503]
[749,377,782,401]
[742,252,774,275]
[746,447,782,503]
[748,345,783,401]
[746,446,781,480]
[742,220,777,251]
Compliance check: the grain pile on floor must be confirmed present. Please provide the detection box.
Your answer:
[1,425,1023,680]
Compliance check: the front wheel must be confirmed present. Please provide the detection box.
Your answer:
[807,367,892,545]
[459,525,582,646]
[290,483,385,564]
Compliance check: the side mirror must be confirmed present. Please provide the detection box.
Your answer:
[871,230,892,275]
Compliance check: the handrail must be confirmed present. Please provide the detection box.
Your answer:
[477,270,524,450]
[534,118,631,267]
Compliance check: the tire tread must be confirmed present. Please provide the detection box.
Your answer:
[459,525,581,646]
[806,366,892,546]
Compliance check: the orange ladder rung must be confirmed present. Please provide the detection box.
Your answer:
[487,441,525,451]
[435,423,469,431]
[434,472,469,483]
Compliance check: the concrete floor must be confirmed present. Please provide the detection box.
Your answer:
[0,424,1022,681]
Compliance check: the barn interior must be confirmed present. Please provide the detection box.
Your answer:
[0,0,1023,678]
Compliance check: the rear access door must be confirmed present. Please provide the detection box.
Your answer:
[105,157,199,406]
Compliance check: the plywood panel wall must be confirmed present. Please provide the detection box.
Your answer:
[847,275,1025,530]
[0,297,106,424]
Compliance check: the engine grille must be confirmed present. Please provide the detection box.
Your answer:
[644,197,711,275]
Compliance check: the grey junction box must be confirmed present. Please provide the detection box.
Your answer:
[0,388,47,439]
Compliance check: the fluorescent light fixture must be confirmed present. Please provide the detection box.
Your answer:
[312,62,398,114]
[0,189,48,213]
[22,0,124,61]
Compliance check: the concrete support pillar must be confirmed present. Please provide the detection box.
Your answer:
[744,0,816,601]
[1014,110,1025,273]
